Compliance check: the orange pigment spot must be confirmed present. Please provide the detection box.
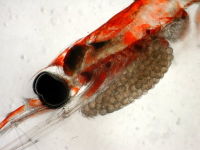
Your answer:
[124,31,137,45]
[28,99,42,107]
[71,87,80,95]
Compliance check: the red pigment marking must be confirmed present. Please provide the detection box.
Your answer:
[136,24,151,31]
[78,72,93,84]
[50,49,68,67]
[51,0,184,72]
[0,105,25,129]
[84,50,94,65]
[146,25,162,35]
[124,31,137,45]
[85,72,107,97]
[83,0,145,43]
[124,24,151,45]
[79,43,139,98]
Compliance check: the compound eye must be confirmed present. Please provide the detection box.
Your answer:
[33,72,70,109]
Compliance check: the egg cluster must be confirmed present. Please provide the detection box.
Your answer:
[81,36,173,117]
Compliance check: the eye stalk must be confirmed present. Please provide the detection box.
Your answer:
[33,72,70,109]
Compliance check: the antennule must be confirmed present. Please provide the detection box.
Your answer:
[0,99,42,130]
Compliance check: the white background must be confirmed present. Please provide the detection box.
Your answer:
[0,0,200,150]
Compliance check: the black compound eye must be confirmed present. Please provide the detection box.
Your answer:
[33,72,70,109]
